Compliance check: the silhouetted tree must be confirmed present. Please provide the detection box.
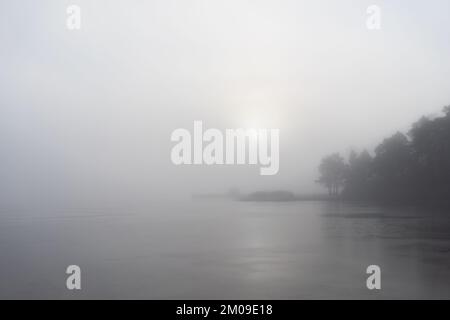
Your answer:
[320,105,450,206]
[317,153,346,196]
[371,132,415,201]
[409,106,450,201]
[343,150,373,200]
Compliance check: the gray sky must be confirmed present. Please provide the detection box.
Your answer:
[1,0,450,207]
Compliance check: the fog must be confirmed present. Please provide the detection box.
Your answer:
[1,0,450,209]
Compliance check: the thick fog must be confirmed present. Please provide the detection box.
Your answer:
[1,0,450,209]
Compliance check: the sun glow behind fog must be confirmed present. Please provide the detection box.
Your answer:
[2,0,450,198]
[231,89,288,130]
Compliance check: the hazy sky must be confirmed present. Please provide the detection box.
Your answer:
[1,0,450,207]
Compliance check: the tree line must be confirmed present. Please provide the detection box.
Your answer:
[317,106,450,206]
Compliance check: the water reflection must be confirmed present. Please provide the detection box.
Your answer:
[0,200,449,299]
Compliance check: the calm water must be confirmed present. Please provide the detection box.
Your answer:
[0,199,449,299]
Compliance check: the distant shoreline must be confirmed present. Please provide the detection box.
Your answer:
[192,190,450,209]
[192,190,336,202]
[239,191,336,202]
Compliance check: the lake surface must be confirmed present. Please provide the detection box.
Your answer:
[0,199,449,299]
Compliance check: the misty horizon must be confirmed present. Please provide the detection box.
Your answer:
[2,1,450,209]
[1,0,450,301]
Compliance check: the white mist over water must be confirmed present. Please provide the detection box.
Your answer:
[1,200,449,299]
[1,0,450,299]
